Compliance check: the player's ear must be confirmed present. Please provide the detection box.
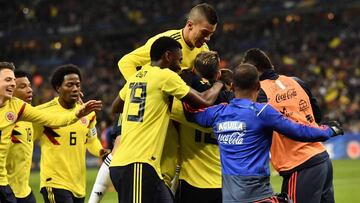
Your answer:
[164,51,172,63]
[56,85,61,93]
[187,20,193,30]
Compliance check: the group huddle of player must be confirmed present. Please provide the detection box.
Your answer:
[0,3,344,203]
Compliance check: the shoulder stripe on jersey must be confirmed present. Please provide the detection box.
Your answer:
[173,36,181,41]
[16,102,26,121]
[256,103,269,117]
[169,32,181,38]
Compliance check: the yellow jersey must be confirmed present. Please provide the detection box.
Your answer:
[160,121,179,187]
[6,121,33,198]
[171,98,221,188]
[0,97,79,186]
[110,65,190,180]
[35,97,102,198]
[118,29,210,186]
[118,29,209,80]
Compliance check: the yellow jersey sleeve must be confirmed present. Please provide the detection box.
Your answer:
[161,69,190,100]
[86,135,102,157]
[86,113,102,157]
[32,123,43,141]
[119,84,128,100]
[170,98,212,133]
[118,29,206,80]
[118,36,158,80]
[20,104,78,127]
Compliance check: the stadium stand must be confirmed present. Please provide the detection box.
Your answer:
[0,0,359,134]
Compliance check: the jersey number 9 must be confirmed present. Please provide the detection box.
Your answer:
[127,82,147,122]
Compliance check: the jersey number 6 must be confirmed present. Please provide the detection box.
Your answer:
[70,132,76,145]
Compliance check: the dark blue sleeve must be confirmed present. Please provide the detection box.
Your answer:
[259,104,333,142]
[190,105,223,128]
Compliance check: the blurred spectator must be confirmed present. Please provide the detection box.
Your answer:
[0,0,359,132]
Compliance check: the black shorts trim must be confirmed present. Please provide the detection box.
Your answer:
[0,185,16,203]
[40,187,84,203]
[110,163,174,203]
[16,191,36,203]
[175,180,221,203]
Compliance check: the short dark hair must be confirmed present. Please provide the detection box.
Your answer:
[14,70,29,78]
[189,3,218,25]
[0,62,15,72]
[233,63,259,90]
[51,64,81,90]
[150,37,182,61]
[194,51,219,80]
[243,48,273,72]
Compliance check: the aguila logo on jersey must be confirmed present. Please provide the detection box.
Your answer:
[80,117,88,125]
[217,121,246,145]
[5,111,16,122]
[275,88,297,103]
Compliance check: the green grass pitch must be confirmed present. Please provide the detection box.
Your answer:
[29,159,360,202]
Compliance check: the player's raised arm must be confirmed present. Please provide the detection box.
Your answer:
[118,37,158,80]
[259,103,342,142]
[18,99,102,127]
[181,82,223,108]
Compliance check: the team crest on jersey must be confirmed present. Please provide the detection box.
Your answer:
[80,117,88,125]
[5,111,16,122]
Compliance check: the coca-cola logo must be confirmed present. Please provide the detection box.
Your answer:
[275,88,297,103]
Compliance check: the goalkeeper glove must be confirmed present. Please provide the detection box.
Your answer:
[322,121,344,136]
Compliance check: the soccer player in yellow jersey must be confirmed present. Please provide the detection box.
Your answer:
[118,3,218,191]
[0,62,101,203]
[6,70,36,203]
[109,37,223,203]
[32,64,104,203]
[172,51,234,203]
[89,3,219,202]
[118,3,217,79]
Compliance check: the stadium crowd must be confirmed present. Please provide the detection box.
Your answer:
[1,0,359,133]
[0,1,358,202]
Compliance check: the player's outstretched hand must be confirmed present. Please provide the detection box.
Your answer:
[322,121,344,136]
[76,100,102,118]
